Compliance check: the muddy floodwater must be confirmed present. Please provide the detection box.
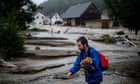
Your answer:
[0,26,140,84]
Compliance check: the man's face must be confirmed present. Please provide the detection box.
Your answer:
[77,41,86,51]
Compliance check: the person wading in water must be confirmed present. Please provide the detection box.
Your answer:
[66,36,103,84]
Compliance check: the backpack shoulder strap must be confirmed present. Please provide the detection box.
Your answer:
[88,47,91,57]
[88,47,98,57]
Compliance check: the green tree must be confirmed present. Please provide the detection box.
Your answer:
[104,0,140,35]
[0,0,37,59]
[118,0,140,35]
[0,13,25,60]
[103,0,120,26]
[0,0,37,30]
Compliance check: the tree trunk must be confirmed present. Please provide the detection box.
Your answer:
[135,28,138,35]
[113,16,120,27]
[113,21,119,27]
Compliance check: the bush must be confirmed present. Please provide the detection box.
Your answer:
[116,31,125,35]
[101,34,116,43]
[0,21,25,60]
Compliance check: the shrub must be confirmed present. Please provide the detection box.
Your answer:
[116,31,125,35]
[0,21,25,60]
[101,34,116,43]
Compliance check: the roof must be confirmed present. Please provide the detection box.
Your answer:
[101,15,110,20]
[34,12,46,17]
[62,2,92,19]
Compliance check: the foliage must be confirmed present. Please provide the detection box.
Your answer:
[0,0,38,30]
[0,0,37,59]
[116,31,125,35]
[0,13,25,60]
[103,0,120,26]
[101,34,116,43]
[93,34,116,43]
[118,0,140,35]
[104,0,140,35]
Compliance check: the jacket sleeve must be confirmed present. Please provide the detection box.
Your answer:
[90,49,101,69]
[69,52,82,75]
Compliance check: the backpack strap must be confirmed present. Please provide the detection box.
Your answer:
[87,47,91,57]
[87,48,95,70]
[88,47,102,69]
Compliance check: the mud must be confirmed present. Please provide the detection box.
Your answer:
[0,26,140,84]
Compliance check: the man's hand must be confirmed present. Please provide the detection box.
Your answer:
[66,72,72,78]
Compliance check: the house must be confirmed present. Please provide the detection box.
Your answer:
[62,2,101,28]
[33,12,51,25]
[51,12,63,25]
[101,15,113,28]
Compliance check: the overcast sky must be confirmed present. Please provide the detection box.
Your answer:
[31,0,48,5]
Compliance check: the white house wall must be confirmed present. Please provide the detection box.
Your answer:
[33,13,50,25]
[51,13,63,25]
[71,19,76,26]
[86,20,101,28]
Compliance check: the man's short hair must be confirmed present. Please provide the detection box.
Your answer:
[77,36,88,45]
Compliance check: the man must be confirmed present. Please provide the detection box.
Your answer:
[66,36,102,84]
